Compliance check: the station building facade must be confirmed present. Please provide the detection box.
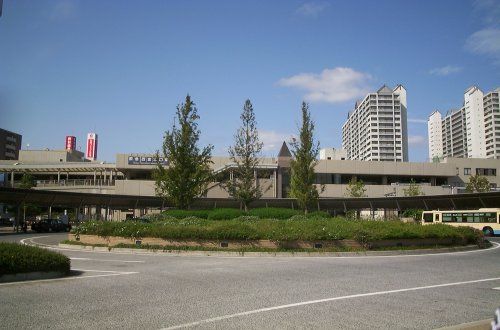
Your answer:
[1,144,500,200]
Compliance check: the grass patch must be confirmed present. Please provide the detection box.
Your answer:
[0,242,70,275]
[73,217,483,246]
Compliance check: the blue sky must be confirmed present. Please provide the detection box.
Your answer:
[1,0,499,162]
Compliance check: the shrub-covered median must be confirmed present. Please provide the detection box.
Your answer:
[0,242,70,275]
[73,210,483,247]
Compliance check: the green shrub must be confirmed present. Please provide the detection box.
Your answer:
[162,209,210,219]
[233,215,259,222]
[306,211,331,218]
[248,207,301,219]
[0,242,70,275]
[207,208,245,220]
[73,218,482,246]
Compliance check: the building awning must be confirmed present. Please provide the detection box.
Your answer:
[1,187,499,211]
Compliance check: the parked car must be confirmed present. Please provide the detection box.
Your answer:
[31,219,72,233]
[0,218,11,227]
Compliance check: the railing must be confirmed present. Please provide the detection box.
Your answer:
[33,179,116,187]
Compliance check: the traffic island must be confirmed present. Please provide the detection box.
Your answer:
[0,242,70,283]
[63,216,488,254]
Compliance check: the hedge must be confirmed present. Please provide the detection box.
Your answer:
[73,217,482,245]
[0,242,70,275]
[159,207,327,221]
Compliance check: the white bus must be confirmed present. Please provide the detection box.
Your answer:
[421,208,500,237]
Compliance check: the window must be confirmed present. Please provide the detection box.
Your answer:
[476,168,497,176]
[423,213,433,223]
[464,168,471,175]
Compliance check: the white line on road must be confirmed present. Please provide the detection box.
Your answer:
[160,277,500,330]
[70,257,145,263]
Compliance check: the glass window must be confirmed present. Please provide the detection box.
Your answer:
[442,213,454,222]
[423,213,433,223]
[464,168,471,175]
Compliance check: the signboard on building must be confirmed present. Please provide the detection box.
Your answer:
[65,136,76,151]
[127,155,168,165]
[86,133,98,160]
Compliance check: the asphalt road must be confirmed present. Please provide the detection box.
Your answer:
[1,232,499,330]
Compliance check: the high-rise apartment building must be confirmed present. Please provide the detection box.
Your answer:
[427,86,500,160]
[0,128,22,160]
[484,88,500,159]
[342,85,408,162]
[427,111,443,161]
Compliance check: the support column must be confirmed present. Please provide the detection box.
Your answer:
[11,171,14,188]
[273,170,277,198]
[93,171,96,185]
[57,171,61,184]
[15,204,21,232]
[48,206,52,219]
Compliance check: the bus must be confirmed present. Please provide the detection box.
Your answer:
[421,208,500,237]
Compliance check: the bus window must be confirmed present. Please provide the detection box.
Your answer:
[423,213,433,223]
[484,213,496,223]
[442,213,453,222]
[466,213,474,223]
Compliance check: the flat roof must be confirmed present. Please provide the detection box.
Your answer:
[1,187,499,211]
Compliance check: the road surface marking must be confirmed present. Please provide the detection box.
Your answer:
[70,257,145,263]
[160,277,500,330]
[0,269,138,287]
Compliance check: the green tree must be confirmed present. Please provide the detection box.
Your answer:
[403,179,423,197]
[346,177,366,198]
[153,95,214,209]
[19,173,36,189]
[465,174,491,193]
[224,99,264,211]
[289,102,323,214]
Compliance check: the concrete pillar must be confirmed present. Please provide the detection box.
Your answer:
[57,171,61,183]
[48,206,52,219]
[11,171,14,187]
[15,204,21,232]
[93,171,96,185]
[273,170,277,198]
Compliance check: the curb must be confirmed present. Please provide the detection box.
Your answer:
[0,271,67,283]
[58,243,483,257]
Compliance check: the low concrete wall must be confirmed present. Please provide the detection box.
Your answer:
[70,234,466,250]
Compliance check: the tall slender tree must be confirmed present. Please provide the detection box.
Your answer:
[153,95,213,209]
[289,102,323,214]
[224,99,264,211]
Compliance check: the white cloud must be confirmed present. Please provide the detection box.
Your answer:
[259,130,295,153]
[428,65,462,76]
[50,0,78,21]
[465,28,500,62]
[472,0,500,26]
[277,67,372,104]
[296,2,330,17]
[408,135,426,146]
[407,118,428,124]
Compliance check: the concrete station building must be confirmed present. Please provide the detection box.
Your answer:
[1,144,499,200]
